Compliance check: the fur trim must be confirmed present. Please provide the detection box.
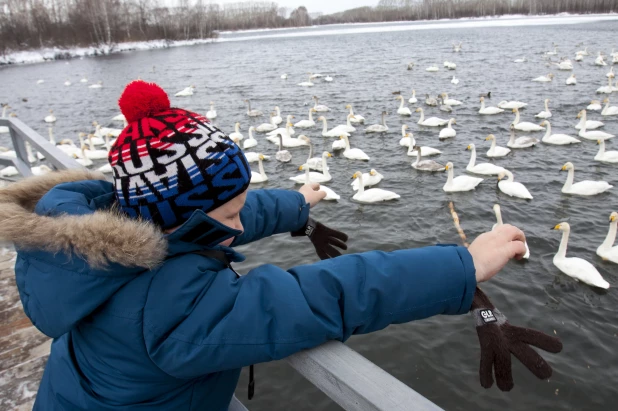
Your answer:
[0,169,167,270]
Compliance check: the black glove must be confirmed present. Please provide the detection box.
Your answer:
[292,217,348,260]
[471,287,563,391]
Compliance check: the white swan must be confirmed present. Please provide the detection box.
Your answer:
[88,81,103,89]
[507,124,539,148]
[256,113,277,133]
[396,96,412,116]
[290,153,332,183]
[324,76,333,82]
[250,155,268,183]
[365,111,389,133]
[439,118,457,139]
[229,122,243,141]
[594,139,618,163]
[243,127,258,149]
[281,74,288,80]
[415,108,448,127]
[498,170,533,200]
[441,94,462,106]
[275,134,292,163]
[451,76,459,85]
[399,125,412,147]
[351,169,384,191]
[466,144,506,175]
[596,212,618,264]
[575,109,604,131]
[298,75,314,87]
[243,151,270,163]
[64,80,71,87]
[546,47,558,56]
[575,53,584,62]
[512,108,545,131]
[0,142,38,163]
[577,47,589,56]
[318,116,351,137]
[535,99,552,119]
[498,100,527,109]
[566,74,577,85]
[412,147,445,172]
[272,107,283,125]
[175,86,194,97]
[553,223,609,289]
[244,100,263,117]
[298,164,339,201]
[206,102,217,119]
[540,120,580,145]
[596,76,614,94]
[426,66,439,72]
[408,90,418,104]
[346,104,365,124]
[294,108,317,128]
[352,171,400,203]
[479,97,504,115]
[267,116,296,140]
[406,135,441,156]
[112,113,126,122]
[1,164,51,177]
[44,110,56,123]
[532,74,554,82]
[332,138,346,151]
[80,77,88,83]
[607,67,615,78]
[444,61,457,70]
[557,60,573,70]
[301,136,327,171]
[588,100,602,111]
[268,124,308,148]
[82,134,110,160]
[443,162,483,192]
[560,162,613,196]
[73,146,93,167]
[594,53,607,66]
[601,98,618,116]
[492,204,530,259]
[513,57,527,63]
[485,134,511,157]
[331,114,356,134]
[578,122,614,141]
[341,135,369,161]
[313,96,329,112]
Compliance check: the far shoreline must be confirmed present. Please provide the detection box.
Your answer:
[2,12,617,68]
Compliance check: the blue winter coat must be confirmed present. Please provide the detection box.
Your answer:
[4,170,476,410]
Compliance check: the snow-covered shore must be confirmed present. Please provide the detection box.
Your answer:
[2,13,617,66]
[0,38,216,66]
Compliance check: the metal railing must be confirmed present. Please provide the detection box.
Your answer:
[0,118,442,411]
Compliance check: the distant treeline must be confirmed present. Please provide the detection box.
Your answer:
[314,0,618,25]
[1,0,616,53]
[0,0,310,52]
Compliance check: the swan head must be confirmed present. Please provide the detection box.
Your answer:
[345,104,351,109]
[299,135,310,143]
[9,113,17,117]
[451,118,457,125]
[576,110,584,119]
[403,125,409,130]
[552,222,570,232]
[603,98,610,103]
[339,135,348,140]
[298,164,306,171]
[548,73,555,79]
[322,151,332,158]
[405,133,413,138]
[249,126,255,131]
[347,114,354,119]
[286,122,293,127]
[317,116,325,121]
[352,171,362,180]
[232,137,239,144]
[493,204,501,214]
[258,154,265,161]
[415,108,422,113]
[235,122,241,127]
[561,162,574,171]
[539,120,547,127]
[444,162,453,171]
[369,169,378,176]
[512,108,519,113]
[545,98,550,103]
[590,100,600,104]
[485,134,496,141]
[311,108,317,113]
[497,171,508,181]
[480,97,485,102]
[610,212,617,222]
[396,95,403,100]
[466,144,475,150]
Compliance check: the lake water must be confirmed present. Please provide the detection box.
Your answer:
[1,14,618,411]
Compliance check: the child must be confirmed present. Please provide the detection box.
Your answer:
[0,81,526,410]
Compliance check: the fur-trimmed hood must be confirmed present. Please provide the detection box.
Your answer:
[0,169,167,269]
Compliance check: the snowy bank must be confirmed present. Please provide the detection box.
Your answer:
[0,38,216,66]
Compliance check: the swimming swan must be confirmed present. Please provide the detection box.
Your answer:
[466,144,506,175]
[507,124,539,148]
[540,120,580,145]
[479,97,504,115]
[294,108,317,128]
[290,153,332,183]
[560,162,613,196]
[552,222,609,289]
[439,118,457,139]
[352,171,400,203]
[596,212,618,264]
[340,135,370,160]
[250,155,268,183]
[415,108,448,126]
[498,170,533,199]
[594,139,618,163]
[534,99,552,119]
[485,134,511,157]
[412,147,445,172]
[351,169,384,191]
[396,96,412,116]
[512,108,545,131]
[492,204,530,259]
[298,164,339,201]
[365,111,389,133]
[443,162,483,192]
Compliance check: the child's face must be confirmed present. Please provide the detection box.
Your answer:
[207,190,248,247]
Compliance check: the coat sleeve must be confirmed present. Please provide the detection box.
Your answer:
[231,189,310,247]
[143,245,476,379]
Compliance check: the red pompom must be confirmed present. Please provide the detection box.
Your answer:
[118,80,170,123]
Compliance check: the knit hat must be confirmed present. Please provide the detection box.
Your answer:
[109,81,251,229]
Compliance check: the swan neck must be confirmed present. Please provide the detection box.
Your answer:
[322,155,330,178]
[399,98,405,109]
[258,158,266,178]
[309,109,314,121]
[344,136,351,150]
[249,128,254,140]
[304,166,310,183]
[401,126,406,137]
[557,230,569,258]
[415,148,421,164]
[513,110,520,125]
[448,119,454,129]
[506,170,514,182]
[480,100,485,110]
[601,220,617,250]
[544,121,552,138]
[322,118,327,133]
[544,100,550,112]
[48,128,55,144]
[381,113,386,127]
[348,106,354,116]
[247,100,252,112]
[447,166,454,184]
[278,134,284,150]
[307,142,313,160]
[88,135,95,150]
[598,140,605,156]
[509,129,515,144]
[1,106,6,118]
[495,209,503,226]
[468,147,476,168]
[235,123,240,133]
[563,168,575,191]
[356,174,364,195]
[347,115,352,127]
[418,110,424,123]
[490,138,496,151]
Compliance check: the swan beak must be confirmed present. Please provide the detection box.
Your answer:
[597,140,601,145]
[352,172,359,179]
[465,145,470,150]
[370,170,376,176]
[327,153,332,158]
[298,165,304,171]
[259,154,265,160]
[560,165,567,171]
[552,224,561,230]
[610,215,616,222]
[445,165,449,171]
[485,137,490,141]
[415,108,421,112]
[339,136,344,140]
[576,112,582,119]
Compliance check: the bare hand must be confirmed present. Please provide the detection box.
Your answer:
[298,183,326,208]
[468,224,527,283]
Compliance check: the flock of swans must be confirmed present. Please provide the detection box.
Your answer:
[1,41,617,290]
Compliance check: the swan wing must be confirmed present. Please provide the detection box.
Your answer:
[554,257,609,288]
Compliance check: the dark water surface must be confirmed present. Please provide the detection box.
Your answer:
[1,16,618,411]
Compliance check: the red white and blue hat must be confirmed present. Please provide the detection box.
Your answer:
[109,81,250,229]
